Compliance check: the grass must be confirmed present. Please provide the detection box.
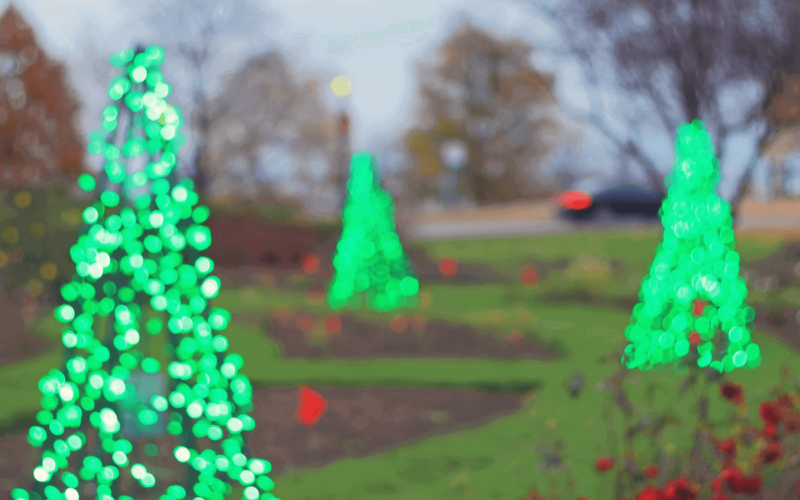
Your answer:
[2,227,799,499]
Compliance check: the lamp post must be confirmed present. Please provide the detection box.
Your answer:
[331,75,353,212]
[439,139,468,207]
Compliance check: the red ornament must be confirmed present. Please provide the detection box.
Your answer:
[521,265,539,288]
[297,386,328,426]
[295,314,315,333]
[692,299,706,316]
[389,315,409,334]
[763,423,777,440]
[324,315,342,336]
[688,332,701,348]
[760,442,782,464]
[759,401,782,425]
[720,382,743,405]
[643,465,659,479]
[595,456,614,473]
[301,253,320,274]
[438,257,458,277]
[507,330,524,345]
[635,485,664,500]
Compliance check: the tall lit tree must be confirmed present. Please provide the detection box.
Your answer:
[327,151,419,312]
[11,45,280,500]
[622,120,760,374]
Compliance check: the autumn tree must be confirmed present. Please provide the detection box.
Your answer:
[0,5,85,188]
[404,23,565,205]
[206,51,337,211]
[0,5,87,342]
[523,0,800,221]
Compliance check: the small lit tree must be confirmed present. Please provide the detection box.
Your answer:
[621,120,761,374]
[11,45,280,500]
[327,151,419,312]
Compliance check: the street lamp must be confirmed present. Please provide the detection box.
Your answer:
[438,139,468,207]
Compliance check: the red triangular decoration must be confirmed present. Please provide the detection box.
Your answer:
[297,385,328,426]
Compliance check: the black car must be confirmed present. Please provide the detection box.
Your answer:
[557,178,664,223]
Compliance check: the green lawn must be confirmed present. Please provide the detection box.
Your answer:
[2,227,798,499]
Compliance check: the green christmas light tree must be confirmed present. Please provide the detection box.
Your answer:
[621,119,760,374]
[11,45,280,500]
[327,151,419,312]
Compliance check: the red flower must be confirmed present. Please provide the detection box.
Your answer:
[712,467,742,492]
[759,401,782,424]
[664,476,699,500]
[760,442,782,464]
[643,465,659,479]
[728,474,762,495]
[595,456,615,473]
[763,423,778,440]
[635,485,664,500]
[719,382,743,404]
[718,438,736,457]
[784,412,800,434]
[688,332,701,348]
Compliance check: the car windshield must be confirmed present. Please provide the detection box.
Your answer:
[568,177,617,194]
[568,178,653,195]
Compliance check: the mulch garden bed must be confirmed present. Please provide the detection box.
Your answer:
[0,330,50,367]
[753,306,800,352]
[257,311,556,360]
[0,387,523,493]
[0,292,52,368]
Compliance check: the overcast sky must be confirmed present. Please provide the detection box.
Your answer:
[1,0,793,198]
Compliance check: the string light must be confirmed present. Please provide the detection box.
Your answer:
[327,152,419,312]
[621,120,761,374]
[11,45,281,500]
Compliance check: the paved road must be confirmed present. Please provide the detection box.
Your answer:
[407,215,800,241]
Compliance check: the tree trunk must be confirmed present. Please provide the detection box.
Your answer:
[730,125,775,227]
[192,151,210,203]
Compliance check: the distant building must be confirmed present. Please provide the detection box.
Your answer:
[0,4,85,190]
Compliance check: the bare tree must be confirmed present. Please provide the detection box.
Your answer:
[206,52,337,211]
[517,0,800,223]
[142,0,277,202]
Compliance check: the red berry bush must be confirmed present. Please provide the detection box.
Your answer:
[523,355,800,500]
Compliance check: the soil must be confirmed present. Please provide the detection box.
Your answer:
[0,387,523,494]
[258,311,556,360]
[214,247,509,289]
